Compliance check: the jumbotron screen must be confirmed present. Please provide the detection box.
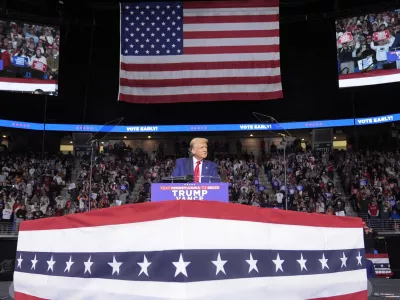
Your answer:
[0,19,59,95]
[336,10,400,88]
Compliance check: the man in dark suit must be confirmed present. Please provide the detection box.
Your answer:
[172,137,221,183]
[366,258,376,279]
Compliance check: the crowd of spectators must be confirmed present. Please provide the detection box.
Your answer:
[338,149,400,229]
[2,141,400,234]
[261,150,346,215]
[336,10,400,74]
[0,20,60,80]
[0,154,72,231]
[0,143,148,230]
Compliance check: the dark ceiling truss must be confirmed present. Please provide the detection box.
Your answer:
[1,0,400,26]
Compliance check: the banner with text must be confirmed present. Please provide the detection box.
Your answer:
[373,30,390,42]
[12,56,29,67]
[151,183,229,202]
[337,32,353,44]
[32,61,47,72]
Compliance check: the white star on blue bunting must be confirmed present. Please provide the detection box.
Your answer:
[15,249,365,282]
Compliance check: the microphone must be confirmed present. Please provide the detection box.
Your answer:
[161,176,191,183]
[196,175,222,183]
[162,175,221,183]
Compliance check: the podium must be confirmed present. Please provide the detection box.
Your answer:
[151,182,229,202]
[14,201,366,300]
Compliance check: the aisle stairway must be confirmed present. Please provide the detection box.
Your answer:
[333,170,355,216]
[258,170,276,201]
[129,175,145,202]
[70,157,82,183]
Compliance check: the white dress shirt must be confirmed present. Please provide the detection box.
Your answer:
[193,157,203,182]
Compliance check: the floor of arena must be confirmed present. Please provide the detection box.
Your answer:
[0,282,11,299]
[1,279,399,299]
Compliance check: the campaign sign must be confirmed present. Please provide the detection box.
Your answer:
[387,51,400,62]
[151,183,229,202]
[338,32,353,44]
[373,30,390,42]
[357,56,373,70]
[32,61,47,72]
[12,56,28,67]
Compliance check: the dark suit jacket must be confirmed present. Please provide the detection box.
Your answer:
[366,259,376,279]
[171,157,221,182]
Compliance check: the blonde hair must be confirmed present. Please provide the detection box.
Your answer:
[190,137,208,149]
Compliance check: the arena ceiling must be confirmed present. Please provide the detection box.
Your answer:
[1,0,399,24]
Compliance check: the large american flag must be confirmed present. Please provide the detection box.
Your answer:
[118,0,282,104]
[14,201,367,299]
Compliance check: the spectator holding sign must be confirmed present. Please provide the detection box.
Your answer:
[336,10,400,76]
[370,34,395,69]
[30,48,47,79]
[0,19,60,82]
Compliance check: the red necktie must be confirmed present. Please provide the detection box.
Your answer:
[194,161,201,183]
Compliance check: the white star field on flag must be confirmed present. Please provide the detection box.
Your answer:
[121,3,183,56]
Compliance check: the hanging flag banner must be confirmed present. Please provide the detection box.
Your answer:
[118,0,282,104]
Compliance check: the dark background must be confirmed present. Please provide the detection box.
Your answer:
[0,0,399,126]
[0,238,17,281]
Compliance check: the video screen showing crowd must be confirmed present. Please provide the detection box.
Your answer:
[336,10,400,87]
[0,19,60,95]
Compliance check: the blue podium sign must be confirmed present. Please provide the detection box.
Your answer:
[386,51,400,62]
[151,183,229,202]
[12,56,28,67]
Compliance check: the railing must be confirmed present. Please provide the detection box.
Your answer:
[368,218,400,234]
[356,213,400,233]
[0,222,19,237]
